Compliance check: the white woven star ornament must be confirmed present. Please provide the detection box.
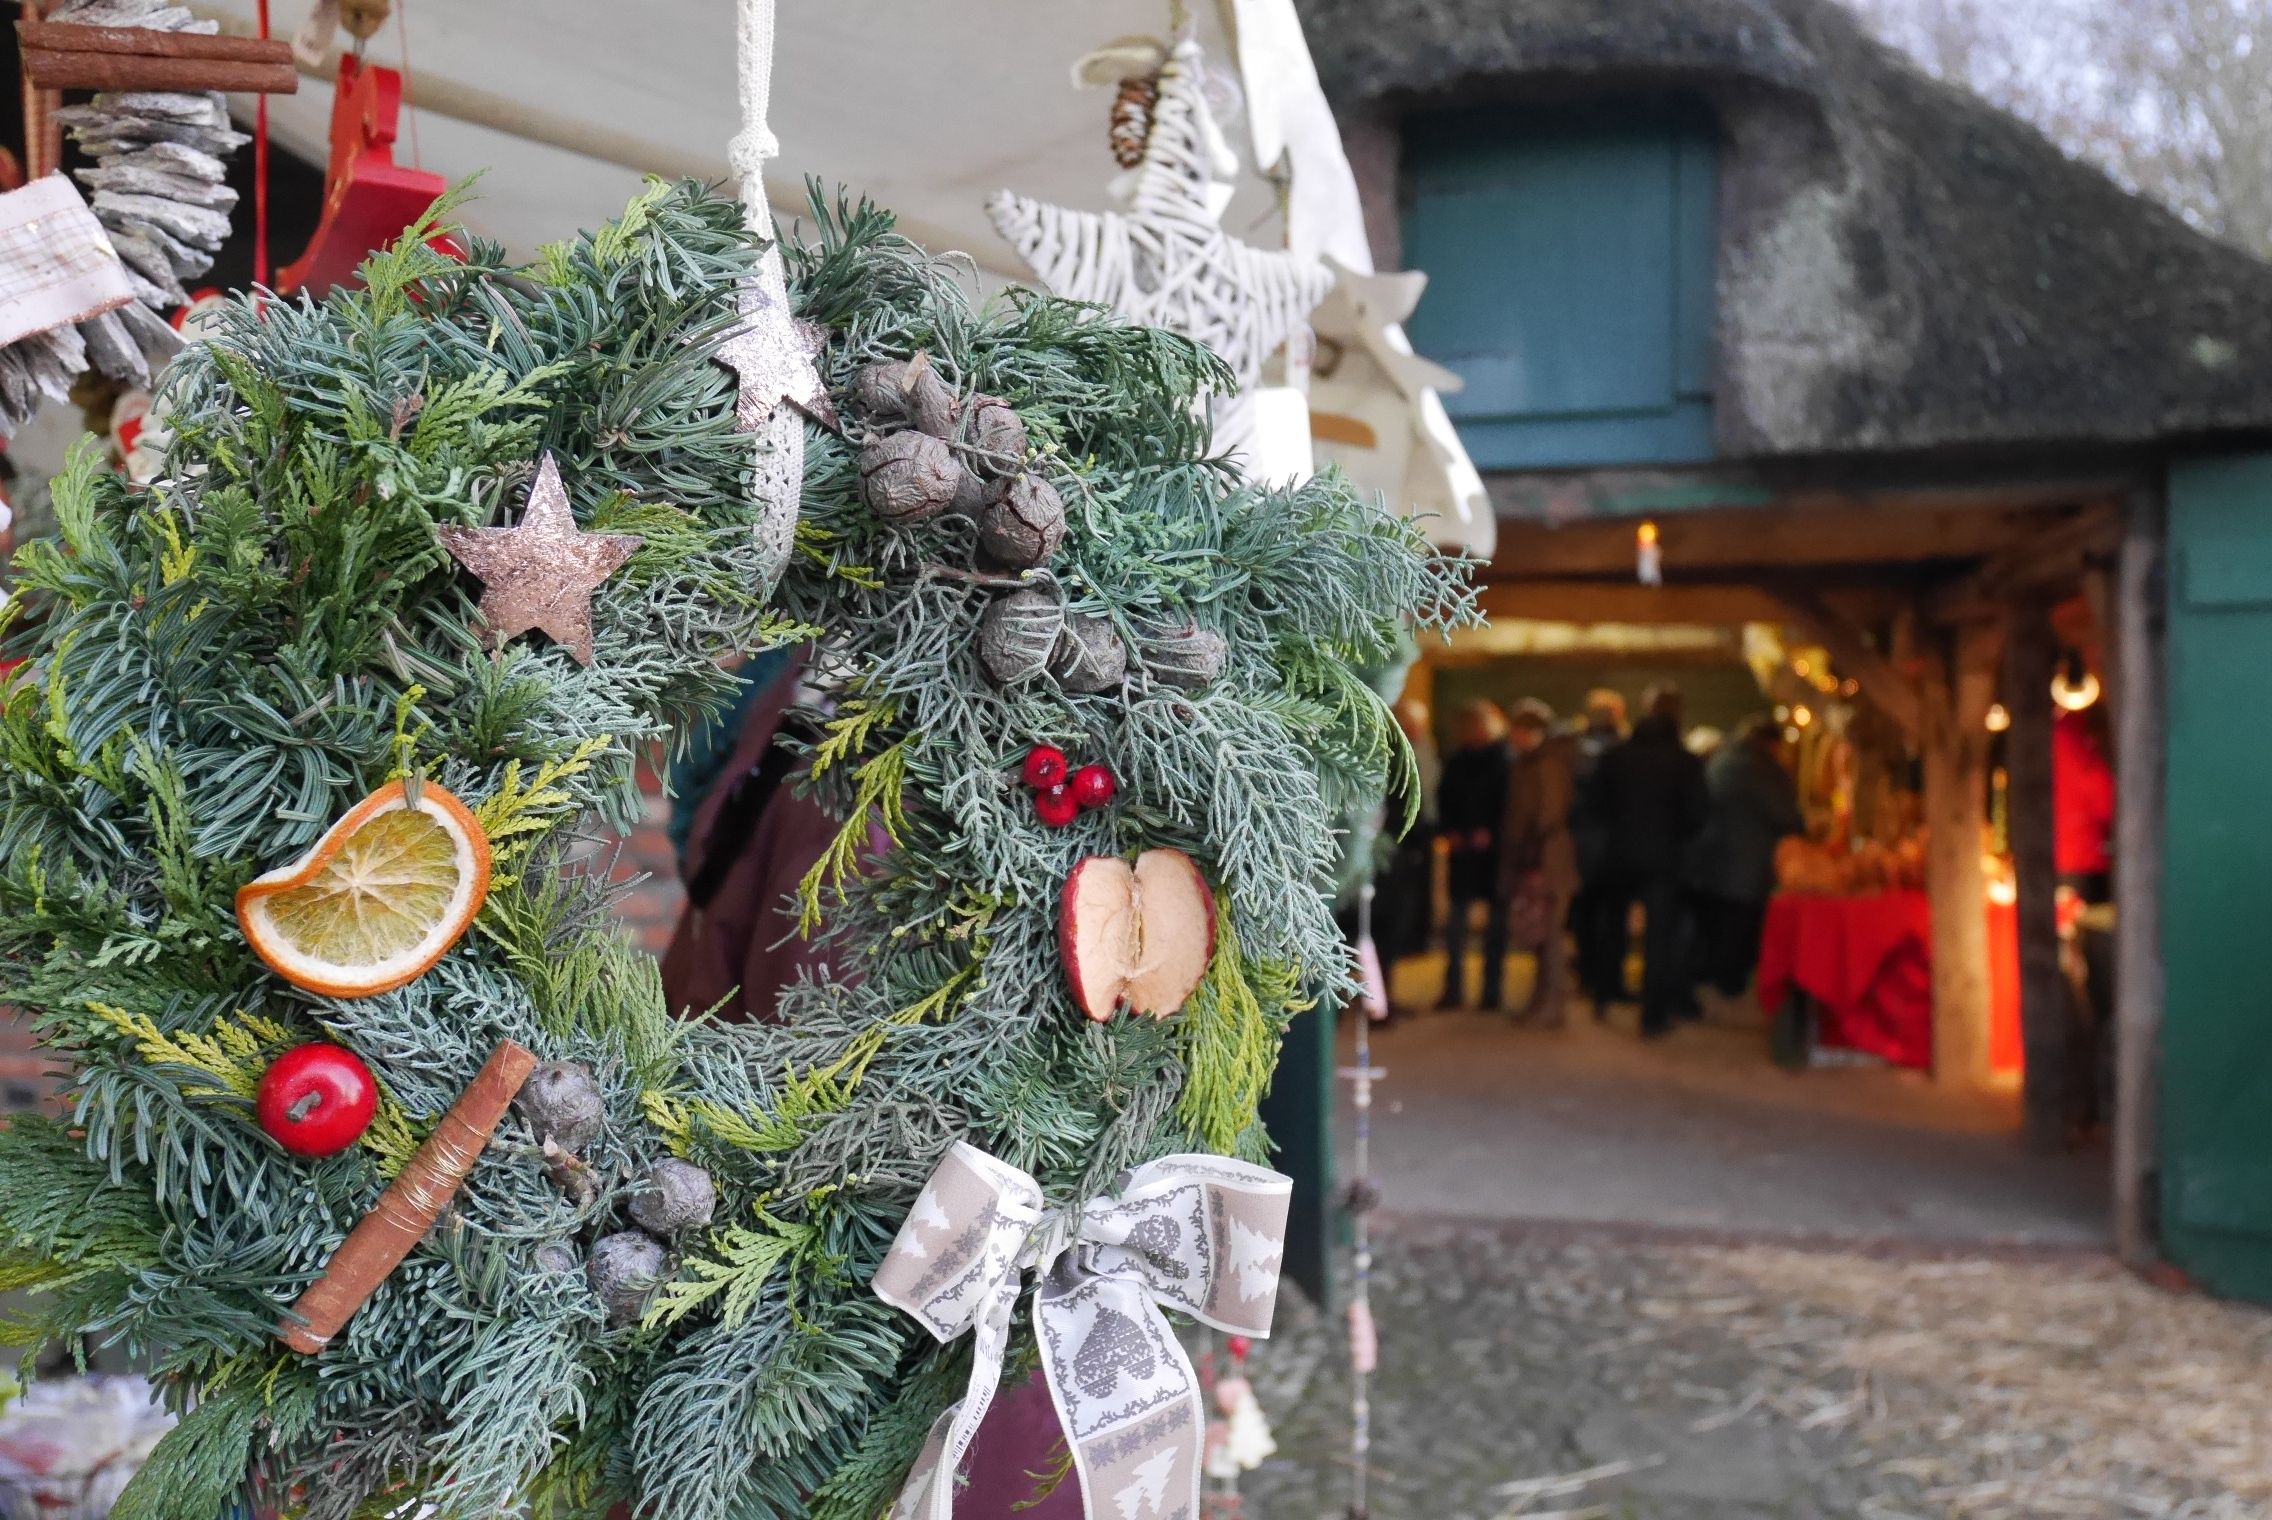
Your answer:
[987,38,1332,390]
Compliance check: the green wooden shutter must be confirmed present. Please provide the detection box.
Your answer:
[1403,100,1718,471]
[2162,453,2272,1302]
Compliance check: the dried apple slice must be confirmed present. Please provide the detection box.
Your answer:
[1061,856,1139,1020]
[1124,848,1215,1015]
[1059,848,1216,1020]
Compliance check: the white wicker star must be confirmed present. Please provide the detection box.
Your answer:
[987,39,1332,390]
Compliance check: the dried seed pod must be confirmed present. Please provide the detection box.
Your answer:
[851,360,911,422]
[978,587,1067,686]
[902,355,962,440]
[977,475,1067,568]
[860,431,964,523]
[963,394,1028,476]
[625,1157,718,1235]
[517,1060,604,1152]
[534,1242,581,1276]
[588,1230,668,1326]
[1052,614,1128,694]
[951,461,988,517]
[1146,622,1228,689]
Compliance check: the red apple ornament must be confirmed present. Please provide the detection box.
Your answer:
[1021,745,1069,790]
[1069,763,1117,809]
[257,1042,379,1157]
[1035,784,1081,828]
[1060,848,1216,1019]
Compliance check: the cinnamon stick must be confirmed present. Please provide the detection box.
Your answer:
[278,1039,537,1355]
[20,50,298,94]
[16,20,298,64]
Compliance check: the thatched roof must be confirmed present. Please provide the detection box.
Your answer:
[1295,0,2272,458]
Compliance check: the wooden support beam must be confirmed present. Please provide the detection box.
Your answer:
[1774,588,1922,744]
[2003,600,2069,1149]
[2111,485,2166,1266]
[1478,580,1798,627]
[1920,619,2002,1089]
[1927,506,2122,623]
[1492,502,2077,578]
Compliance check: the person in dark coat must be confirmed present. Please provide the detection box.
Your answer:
[1686,715,1806,996]
[1568,688,1629,1010]
[1594,685,1708,1037]
[1435,699,1511,1009]
[1499,699,1580,1025]
[661,652,1080,1519]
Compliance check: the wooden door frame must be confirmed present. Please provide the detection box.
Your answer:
[2111,481,2167,1266]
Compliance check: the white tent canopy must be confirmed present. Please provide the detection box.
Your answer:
[162,1,1491,554]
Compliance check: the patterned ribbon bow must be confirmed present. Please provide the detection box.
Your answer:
[874,1142,1292,1520]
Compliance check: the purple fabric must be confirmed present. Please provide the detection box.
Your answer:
[954,1372,1083,1519]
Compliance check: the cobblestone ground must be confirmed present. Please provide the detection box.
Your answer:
[1240,1224,2272,1520]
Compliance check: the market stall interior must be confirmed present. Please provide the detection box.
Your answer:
[1371,511,2122,1241]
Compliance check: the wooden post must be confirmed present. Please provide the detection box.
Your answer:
[1919,619,2001,1089]
[2004,599,2067,1148]
[2112,484,2167,1265]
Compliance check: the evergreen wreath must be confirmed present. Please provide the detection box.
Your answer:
[0,180,1472,1520]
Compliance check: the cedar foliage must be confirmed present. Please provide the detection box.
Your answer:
[0,180,1471,1519]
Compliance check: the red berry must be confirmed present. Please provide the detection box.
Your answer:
[1228,1335,1253,1361]
[257,1043,378,1158]
[1021,745,1069,790]
[1069,763,1117,809]
[1034,785,1081,828]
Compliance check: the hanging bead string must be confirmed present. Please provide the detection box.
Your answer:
[1343,882,1387,1520]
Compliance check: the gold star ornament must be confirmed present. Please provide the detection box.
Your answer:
[436,453,642,667]
[715,247,839,432]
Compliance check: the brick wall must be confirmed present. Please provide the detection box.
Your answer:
[0,772,691,1116]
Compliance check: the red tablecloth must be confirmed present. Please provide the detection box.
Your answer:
[1756,890,2021,1073]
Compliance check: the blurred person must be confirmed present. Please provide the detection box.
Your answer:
[1686,715,1805,996]
[1500,699,1579,1024]
[2054,704,2116,1134]
[1376,694,1440,968]
[1596,685,1708,1037]
[1570,688,1630,1010]
[1435,699,1511,1009]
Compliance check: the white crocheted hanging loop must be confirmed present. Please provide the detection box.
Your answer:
[731,0,803,587]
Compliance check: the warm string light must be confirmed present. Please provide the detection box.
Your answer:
[1986,703,2012,733]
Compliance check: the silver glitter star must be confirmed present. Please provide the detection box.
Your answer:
[436,453,642,667]
[716,248,838,432]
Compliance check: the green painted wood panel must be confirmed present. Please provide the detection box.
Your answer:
[2163,453,2272,1302]
[1403,100,1718,471]
[1258,1000,1335,1308]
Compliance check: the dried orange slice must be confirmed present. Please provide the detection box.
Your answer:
[236,781,491,998]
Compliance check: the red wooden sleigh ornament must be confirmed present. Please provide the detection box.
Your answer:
[277,54,446,297]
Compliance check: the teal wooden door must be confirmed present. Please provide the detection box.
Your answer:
[1403,100,1718,471]
[2163,454,2272,1301]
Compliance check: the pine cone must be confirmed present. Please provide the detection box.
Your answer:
[1052,614,1128,694]
[860,431,966,523]
[851,360,912,423]
[625,1158,717,1235]
[977,475,1067,569]
[963,395,1029,477]
[1145,622,1228,689]
[978,587,1066,686]
[1111,76,1160,169]
[902,355,962,440]
[588,1230,668,1326]
[517,1061,604,1151]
